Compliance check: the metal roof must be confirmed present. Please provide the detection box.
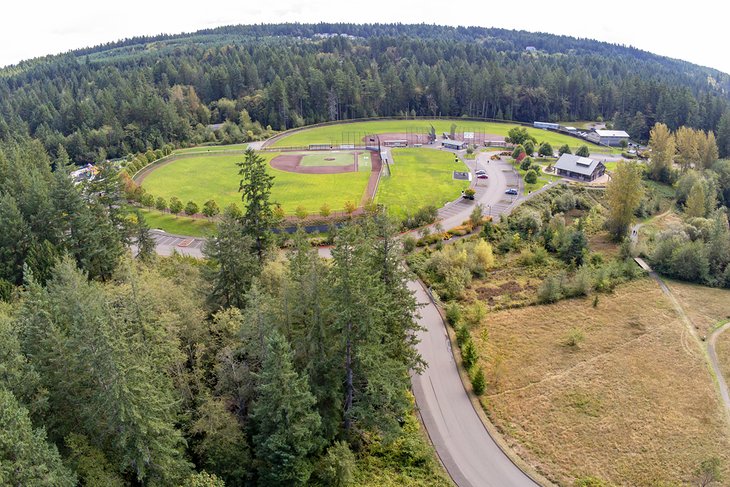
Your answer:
[594,129,629,138]
[555,153,603,176]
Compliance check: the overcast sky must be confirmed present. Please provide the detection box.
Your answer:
[3,0,728,74]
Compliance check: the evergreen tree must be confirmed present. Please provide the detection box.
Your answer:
[0,388,76,487]
[251,331,322,486]
[238,148,279,262]
[204,206,258,309]
[134,210,156,263]
[0,193,32,284]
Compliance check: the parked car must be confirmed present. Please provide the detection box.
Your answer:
[477,174,489,179]
[475,170,487,176]
[505,188,518,195]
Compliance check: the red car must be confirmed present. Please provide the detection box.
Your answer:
[477,173,489,179]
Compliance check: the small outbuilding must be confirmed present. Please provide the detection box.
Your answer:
[554,153,606,182]
[442,140,467,150]
[588,129,630,146]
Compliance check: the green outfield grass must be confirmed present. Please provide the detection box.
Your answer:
[140,153,371,215]
[377,148,469,217]
[299,151,357,167]
[174,143,249,155]
[272,119,612,152]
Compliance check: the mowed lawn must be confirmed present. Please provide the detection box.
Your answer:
[473,279,730,486]
[272,119,608,152]
[140,153,370,215]
[135,208,215,238]
[377,148,468,217]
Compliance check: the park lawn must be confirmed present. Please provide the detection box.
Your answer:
[141,153,371,215]
[272,119,608,152]
[174,143,249,155]
[135,208,216,238]
[378,148,468,218]
[512,159,561,195]
[468,278,730,486]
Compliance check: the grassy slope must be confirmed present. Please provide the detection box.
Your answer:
[272,119,608,152]
[472,279,730,485]
[136,208,215,237]
[378,148,468,217]
[140,153,370,214]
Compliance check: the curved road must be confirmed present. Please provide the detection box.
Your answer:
[149,148,543,487]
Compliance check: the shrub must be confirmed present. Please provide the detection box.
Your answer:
[470,204,484,227]
[471,368,486,395]
[520,157,533,171]
[456,325,471,347]
[558,144,572,155]
[565,328,585,347]
[461,340,478,369]
[295,205,309,220]
[574,476,608,487]
[404,205,439,229]
[319,203,331,217]
[576,145,591,157]
[538,275,563,304]
[446,302,461,326]
[343,200,357,215]
[402,236,417,253]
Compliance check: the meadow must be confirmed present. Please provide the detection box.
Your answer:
[472,279,730,485]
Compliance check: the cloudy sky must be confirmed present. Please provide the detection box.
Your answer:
[3,0,727,73]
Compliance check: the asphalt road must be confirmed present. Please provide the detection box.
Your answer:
[410,280,539,486]
[149,147,543,487]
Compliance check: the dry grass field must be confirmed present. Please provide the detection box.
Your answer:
[471,278,730,486]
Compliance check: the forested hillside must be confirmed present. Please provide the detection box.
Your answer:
[3,23,730,163]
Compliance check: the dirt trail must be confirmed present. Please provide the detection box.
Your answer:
[708,322,730,416]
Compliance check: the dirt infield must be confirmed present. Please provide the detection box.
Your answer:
[270,150,382,207]
[270,152,359,174]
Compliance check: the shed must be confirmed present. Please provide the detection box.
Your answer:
[442,140,467,150]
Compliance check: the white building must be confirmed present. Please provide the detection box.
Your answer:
[588,129,630,146]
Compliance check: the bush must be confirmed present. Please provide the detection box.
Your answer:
[403,205,439,229]
[445,303,461,326]
[558,144,572,155]
[461,340,478,369]
[575,145,590,157]
[319,203,331,217]
[471,368,486,395]
[456,325,471,347]
[402,236,417,253]
[520,157,533,171]
[565,328,585,347]
[295,205,309,220]
[524,170,538,184]
[537,275,563,304]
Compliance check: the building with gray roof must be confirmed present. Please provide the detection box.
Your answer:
[554,153,606,181]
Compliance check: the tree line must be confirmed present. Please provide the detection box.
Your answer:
[3,24,730,164]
